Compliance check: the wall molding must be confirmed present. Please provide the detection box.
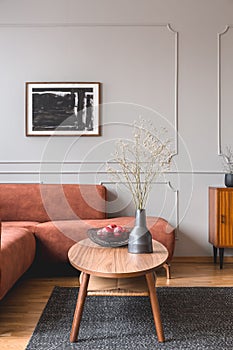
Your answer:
[217,25,232,161]
[0,163,226,175]
[0,22,179,159]
[0,22,173,28]
[167,24,179,157]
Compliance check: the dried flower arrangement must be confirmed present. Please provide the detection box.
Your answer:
[107,118,173,210]
[222,146,233,174]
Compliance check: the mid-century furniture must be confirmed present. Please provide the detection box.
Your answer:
[68,238,168,343]
[209,187,233,268]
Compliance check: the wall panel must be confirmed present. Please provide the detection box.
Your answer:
[1,0,233,256]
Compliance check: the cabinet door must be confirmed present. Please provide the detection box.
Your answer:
[219,190,233,247]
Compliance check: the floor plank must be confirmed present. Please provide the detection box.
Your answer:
[0,262,233,349]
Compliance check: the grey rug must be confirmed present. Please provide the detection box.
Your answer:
[26,286,233,350]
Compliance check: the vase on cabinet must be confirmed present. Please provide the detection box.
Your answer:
[225,173,233,187]
[128,209,153,254]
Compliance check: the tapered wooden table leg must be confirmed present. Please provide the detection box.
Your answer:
[68,239,168,344]
[146,272,165,342]
[163,262,171,279]
[70,272,90,342]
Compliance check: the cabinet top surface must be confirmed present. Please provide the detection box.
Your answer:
[209,187,233,190]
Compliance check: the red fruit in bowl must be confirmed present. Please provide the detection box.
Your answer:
[113,230,122,237]
[97,229,105,236]
[105,226,114,233]
[114,225,124,233]
[107,224,117,230]
[100,227,109,235]
[113,226,126,237]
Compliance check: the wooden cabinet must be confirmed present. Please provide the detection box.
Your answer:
[209,187,233,268]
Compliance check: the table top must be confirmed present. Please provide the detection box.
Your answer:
[68,238,168,278]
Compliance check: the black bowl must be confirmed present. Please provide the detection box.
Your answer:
[87,227,131,247]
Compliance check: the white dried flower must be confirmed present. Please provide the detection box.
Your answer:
[107,118,173,210]
[223,146,233,174]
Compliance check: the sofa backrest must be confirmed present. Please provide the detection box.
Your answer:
[0,184,107,222]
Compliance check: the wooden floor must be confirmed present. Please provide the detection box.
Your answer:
[1,261,233,350]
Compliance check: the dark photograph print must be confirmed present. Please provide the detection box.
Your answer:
[26,82,101,136]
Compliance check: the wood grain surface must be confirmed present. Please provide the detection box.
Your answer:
[68,239,168,278]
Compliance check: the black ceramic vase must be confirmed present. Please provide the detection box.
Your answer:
[225,173,233,187]
[128,209,153,254]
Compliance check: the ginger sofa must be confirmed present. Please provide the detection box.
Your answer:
[0,183,175,300]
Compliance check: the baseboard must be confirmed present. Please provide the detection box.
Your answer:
[172,256,233,263]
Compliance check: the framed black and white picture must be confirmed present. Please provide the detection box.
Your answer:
[26,82,101,136]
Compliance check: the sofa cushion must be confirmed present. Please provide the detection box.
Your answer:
[34,220,91,263]
[34,216,175,263]
[0,227,36,300]
[2,221,38,232]
[0,184,107,222]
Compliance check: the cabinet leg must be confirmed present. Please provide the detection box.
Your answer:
[219,248,224,269]
[213,246,217,264]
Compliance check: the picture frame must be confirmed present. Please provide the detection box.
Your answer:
[25,82,101,136]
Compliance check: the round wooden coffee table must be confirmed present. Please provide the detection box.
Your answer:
[68,238,168,343]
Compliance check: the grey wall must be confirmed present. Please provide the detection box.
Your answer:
[1,0,233,257]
